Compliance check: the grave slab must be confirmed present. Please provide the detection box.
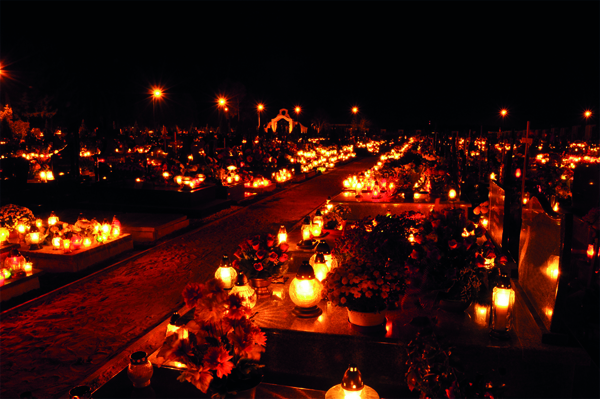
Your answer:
[0,269,42,303]
[19,234,133,273]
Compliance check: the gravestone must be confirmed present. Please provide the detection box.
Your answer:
[488,179,505,250]
[571,163,599,215]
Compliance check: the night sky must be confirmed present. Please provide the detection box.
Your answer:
[1,2,598,133]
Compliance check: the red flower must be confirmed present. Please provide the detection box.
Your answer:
[448,239,458,249]
[180,364,214,393]
[268,252,278,262]
[410,249,420,260]
[254,262,263,271]
[251,239,260,250]
[256,249,267,260]
[475,226,486,237]
[182,282,204,308]
[415,234,424,244]
[499,255,508,264]
[279,253,289,263]
[203,346,234,378]
[266,234,275,247]
[279,242,289,252]
[233,249,242,259]
[431,219,441,229]
[246,156,253,163]
[232,259,240,270]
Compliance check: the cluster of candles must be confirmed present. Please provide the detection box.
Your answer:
[292,146,356,174]
[355,139,383,154]
[272,168,293,183]
[244,177,271,188]
[1,212,122,254]
[222,165,242,186]
[0,249,34,285]
[173,173,206,189]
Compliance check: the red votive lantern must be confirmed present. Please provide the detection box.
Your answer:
[71,234,83,250]
[52,235,62,250]
[63,238,72,253]
[0,227,9,244]
[4,249,25,276]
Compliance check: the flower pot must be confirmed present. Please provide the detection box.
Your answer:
[250,277,272,298]
[347,308,387,334]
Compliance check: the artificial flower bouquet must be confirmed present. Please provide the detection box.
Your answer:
[156,279,266,396]
[233,234,289,280]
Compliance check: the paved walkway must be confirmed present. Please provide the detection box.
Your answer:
[0,158,376,399]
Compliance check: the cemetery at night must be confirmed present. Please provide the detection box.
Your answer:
[0,3,598,399]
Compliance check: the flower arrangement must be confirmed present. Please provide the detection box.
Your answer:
[324,212,426,312]
[404,207,503,304]
[156,279,266,396]
[322,258,405,313]
[233,234,289,280]
[0,204,35,231]
[324,204,351,230]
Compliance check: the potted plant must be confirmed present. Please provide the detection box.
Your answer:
[233,234,289,295]
[156,279,266,398]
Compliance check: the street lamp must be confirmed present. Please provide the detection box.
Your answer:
[351,106,359,138]
[257,103,264,131]
[152,88,163,131]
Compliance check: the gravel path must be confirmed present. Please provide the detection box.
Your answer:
[0,158,376,399]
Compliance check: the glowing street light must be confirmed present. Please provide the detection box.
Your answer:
[584,110,592,119]
[151,87,164,130]
[257,103,264,130]
[218,97,226,107]
[352,107,358,114]
[500,109,508,118]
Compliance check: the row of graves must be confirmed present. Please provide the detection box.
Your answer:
[91,135,597,399]
[1,125,357,217]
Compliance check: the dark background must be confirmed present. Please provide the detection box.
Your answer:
[1,2,598,133]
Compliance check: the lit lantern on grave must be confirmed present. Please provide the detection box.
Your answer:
[311,224,322,238]
[289,261,322,318]
[490,172,496,181]
[326,196,333,212]
[300,217,313,245]
[165,313,189,339]
[4,249,25,276]
[371,186,381,199]
[48,211,59,226]
[17,220,28,235]
[480,218,489,228]
[111,216,121,238]
[1,268,11,279]
[52,234,62,250]
[35,219,43,229]
[313,210,324,229]
[230,272,257,309]
[71,234,83,250]
[174,175,183,186]
[278,225,287,245]
[83,236,93,248]
[23,258,33,274]
[312,253,329,282]
[63,237,72,253]
[474,302,491,327]
[515,168,521,178]
[448,188,457,201]
[545,256,560,280]
[491,275,515,339]
[46,171,54,181]
[587,244,595,261]
[325,364,379,399]
[215,255,237,290]
[0,227,9,244]
[101,220,111,236]
[27,225,43,250]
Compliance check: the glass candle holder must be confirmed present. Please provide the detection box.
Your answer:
[127,351,153,388]
[491,276,515,339]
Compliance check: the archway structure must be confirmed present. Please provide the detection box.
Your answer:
[265,109,307,134]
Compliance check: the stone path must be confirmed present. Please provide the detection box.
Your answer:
[0,158,376,399]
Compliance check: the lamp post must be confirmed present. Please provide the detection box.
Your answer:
[152,89,163,131]
[257,103,264,132]
[584,110,592,141]
[351,107,358,139]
